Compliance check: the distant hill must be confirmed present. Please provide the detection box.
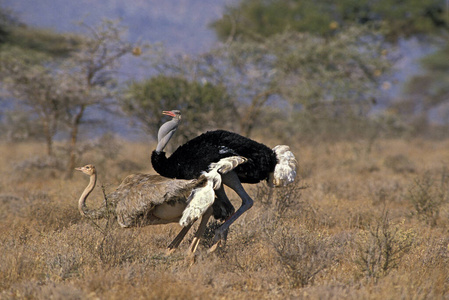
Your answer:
[2,0,238,54]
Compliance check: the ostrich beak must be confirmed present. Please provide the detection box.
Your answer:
[162,110,176,117]
[75,167,83,171]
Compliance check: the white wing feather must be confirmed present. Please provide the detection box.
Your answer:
[179,156,247,226]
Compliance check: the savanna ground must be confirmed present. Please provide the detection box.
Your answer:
[1,136,449,299]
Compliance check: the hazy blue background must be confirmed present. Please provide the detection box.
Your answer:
[2,0,238,54]
[2,0,430,100]
[1,0,242,139]
[1,0,435,137]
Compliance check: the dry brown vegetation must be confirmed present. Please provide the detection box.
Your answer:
[1,137,449,299]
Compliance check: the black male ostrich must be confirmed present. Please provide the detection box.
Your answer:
[151,110,297,249]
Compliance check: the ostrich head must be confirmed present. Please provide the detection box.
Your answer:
[156,110,181,152]
[75,164,96,176]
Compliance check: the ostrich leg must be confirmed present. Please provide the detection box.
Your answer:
[166,223,194,255]
[185,207,213,265]
[214,185,235,220]
[209,170,254,252]
[208,185,233,247]
[166,207,213,257]
[188,206,213,255]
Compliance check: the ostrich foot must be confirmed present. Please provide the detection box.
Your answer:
[208,227,229,253]
[165,247,176,257]
[185,252,197,267]
[208,240,223,253]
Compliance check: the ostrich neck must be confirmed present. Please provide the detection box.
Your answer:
[155,136,169,152]
[156,130,174,152]
[78,173,97,216]
[151,150,169,176]
[155,119,178,152]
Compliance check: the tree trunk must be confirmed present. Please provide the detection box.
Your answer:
[65,105,85,179]
[42,120,53,157]
[240,89,274,137]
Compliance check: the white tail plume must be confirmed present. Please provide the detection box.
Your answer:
[269,145,297,187]
[179,156,247,226]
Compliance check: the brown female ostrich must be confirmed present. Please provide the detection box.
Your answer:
[76,156,246,255]
[151,110,297,250]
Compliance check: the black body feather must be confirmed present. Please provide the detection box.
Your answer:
[151,130,277,183]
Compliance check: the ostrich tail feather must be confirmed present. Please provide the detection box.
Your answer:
[270,145,297,187]
[179,156,247,226]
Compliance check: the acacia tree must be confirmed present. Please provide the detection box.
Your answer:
[2,63,62,155]
[123,45,281,138]
[211,0,448,43]
[59,20,140,178]
[400,42,449,127]
[122,74,236,147]
[273,28,389,113]
[0,22,80,154]
[129,25,390,139]
[1,19,142,178]
[205,43,280,137]
[144,46,278,137]
[219,29,390,137]
[208,0,448,138]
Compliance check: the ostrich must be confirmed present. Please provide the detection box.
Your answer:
[151,110,297,249]
[76,155,247,256]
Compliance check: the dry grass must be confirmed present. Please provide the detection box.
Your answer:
[1,138,449,299]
